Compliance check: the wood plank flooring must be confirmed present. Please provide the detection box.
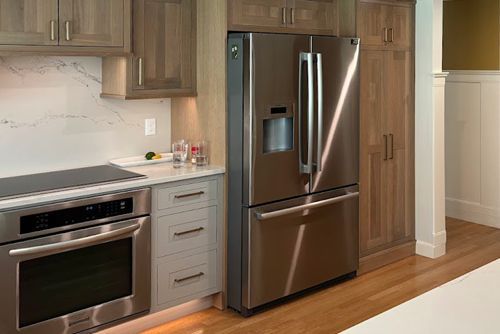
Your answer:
[144,218,500,334]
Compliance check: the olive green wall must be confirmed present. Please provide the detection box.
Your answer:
[443,0,500,70]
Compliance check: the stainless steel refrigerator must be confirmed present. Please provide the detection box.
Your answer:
[227,33,360,316]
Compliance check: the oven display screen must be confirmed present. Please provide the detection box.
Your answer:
[18,238,133,328]
[20,198,134,234]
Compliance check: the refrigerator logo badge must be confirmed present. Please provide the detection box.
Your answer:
[231,45,239,60]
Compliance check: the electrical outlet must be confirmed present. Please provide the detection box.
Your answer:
[145,118,156,136]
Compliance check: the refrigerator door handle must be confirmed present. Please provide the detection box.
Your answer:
[298,52,315,174]
[298,52,315,175]
[254,192,359,221]
[316,53,324,172]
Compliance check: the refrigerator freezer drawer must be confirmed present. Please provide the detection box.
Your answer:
[242,185,359,309]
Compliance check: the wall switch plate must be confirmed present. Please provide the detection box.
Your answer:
[145,118,156,136]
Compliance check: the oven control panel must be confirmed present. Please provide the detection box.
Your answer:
[20,198,134,234]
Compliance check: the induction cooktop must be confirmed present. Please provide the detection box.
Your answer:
[0,165,146,200]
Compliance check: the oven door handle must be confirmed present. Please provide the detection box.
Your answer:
[9,223,140,257]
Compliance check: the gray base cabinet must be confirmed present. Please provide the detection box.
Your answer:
[151,175,223,312]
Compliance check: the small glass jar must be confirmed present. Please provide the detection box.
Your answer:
[196,141,208,167]
[172,140,189,168]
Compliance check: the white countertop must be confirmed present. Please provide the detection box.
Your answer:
[0,164,225,211]
[343,259,500,334]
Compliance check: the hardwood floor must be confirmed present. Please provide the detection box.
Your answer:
[144,218,500,334]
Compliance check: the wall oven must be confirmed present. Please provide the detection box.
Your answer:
[0,189,151,334]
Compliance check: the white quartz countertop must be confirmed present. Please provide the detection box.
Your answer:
[0,164,225,211]
[342,259,500,334]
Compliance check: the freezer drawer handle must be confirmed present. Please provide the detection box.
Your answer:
[174,272,205,283]
[174,191,205,199]
[255,192,359,221]
[9,223,140,257]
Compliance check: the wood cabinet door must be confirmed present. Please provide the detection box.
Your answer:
[0,0,58,46]
[228,0,287,31]
[133,0,196,93]
[359,50,387,256]
[58,0,124,47]
[357,2,388,48]
[383,50,413,243]
[388,5,412,50]
[286,0,337,35]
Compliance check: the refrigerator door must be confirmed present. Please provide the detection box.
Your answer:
[242,185,359,310]
[244,33,310,206]
[310,37,360,193]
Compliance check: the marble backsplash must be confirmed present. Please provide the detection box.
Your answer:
[0,56,171,178]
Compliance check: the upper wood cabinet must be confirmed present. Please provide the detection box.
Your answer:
[102,0,197,99]
[357,1,412,50]
[0,0,131,54]
[0,0,59,46]
[228,0,339,36]
[58,0,125,47]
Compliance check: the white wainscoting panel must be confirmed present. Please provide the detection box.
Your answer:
[445,71,500,228]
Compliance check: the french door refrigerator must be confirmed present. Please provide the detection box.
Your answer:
[227,33,360,316]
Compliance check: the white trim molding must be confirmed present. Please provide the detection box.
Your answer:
[415,0,447,258]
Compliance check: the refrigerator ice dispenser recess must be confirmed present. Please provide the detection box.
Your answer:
[263,110,293,154]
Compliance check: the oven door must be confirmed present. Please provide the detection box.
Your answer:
[0,216,150,334]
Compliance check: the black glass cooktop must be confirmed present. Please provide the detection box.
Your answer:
[0,165,145,200]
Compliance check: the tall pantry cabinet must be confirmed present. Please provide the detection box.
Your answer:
[357,0,415,272]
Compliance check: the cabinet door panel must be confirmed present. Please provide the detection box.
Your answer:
[134,0,195,92]
[0,0,58,46]
[384,51,411,153]
[287,0,337,35]
[228,0,287,30]
[389,5,412,49]
[59,0,124,47]
[357,2,388,47]
[383,149,409,242]
[360,50,387,255]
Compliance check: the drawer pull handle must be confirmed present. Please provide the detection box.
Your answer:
[174,272,204,283]
[174,227,204,236]
[174,191,205,199]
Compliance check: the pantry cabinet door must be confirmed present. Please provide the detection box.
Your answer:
[0,0,58,46]
[58,0,125,47]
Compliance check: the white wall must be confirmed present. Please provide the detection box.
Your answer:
[415,0,447,258]
[0,56,171,178]
[445,71,500,229]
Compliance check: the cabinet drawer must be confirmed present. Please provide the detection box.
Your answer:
[157,206,217,257]
[157,180,217,210]
[157,250,217,305]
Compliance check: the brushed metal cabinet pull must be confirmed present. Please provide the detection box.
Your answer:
[383,134,388,160]
[174,272,204,283]
[290,8,295,25]
[174,191,205,199]
[64,21,71,41]
[389,28,394,43]
[174,227,204,236]
[138,57,144,86]
[50,20,56,41]
[282,7,287,25]
[383,27,388,42]
[389,134,394,159]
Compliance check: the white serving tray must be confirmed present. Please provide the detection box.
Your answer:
[109,153,173,168]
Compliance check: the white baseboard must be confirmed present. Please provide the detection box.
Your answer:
[416,239,446,259]
[446,198,500,229]
[99,296,215,334]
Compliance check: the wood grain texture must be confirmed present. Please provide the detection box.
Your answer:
[358,1,414,262]
[0,0,58,46]
[59,0,125,47]
[171,0,227,167]
[141,218,500,334]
